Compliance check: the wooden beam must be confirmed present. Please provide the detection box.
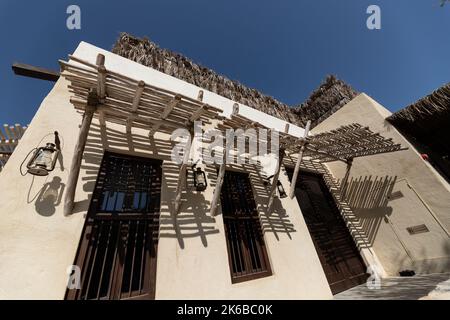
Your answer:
[197,90,204,102]
[148,95,181,136]
[173,136,192,214]
[70,97,186,131]
[64,90,98,215]
[125,79,145,133]
[96,54,106,102]
[210,163,226,216]
[232,103,239,115]
[162,95,181,119]
[284,123,290,134]
[12,63,60,82]
[267,148,285,212]
[186,104,208,125]
[98,111,106,127]
[289,120,311,199]
[131,81,145,112]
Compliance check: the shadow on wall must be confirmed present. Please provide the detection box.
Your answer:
[68,121,220,248]
[160,161,218,249]
[29,176,66,217]
[342,175,397,247]
[27,147,66,217]
[208,161,297,241]
[396,241,450,275]
[256,168,296,241]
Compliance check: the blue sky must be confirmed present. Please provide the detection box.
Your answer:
[0,1,448,125]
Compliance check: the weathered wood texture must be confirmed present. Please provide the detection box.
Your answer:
[289,121,311,199]
[64,105,95,215]
[60,55,223,136]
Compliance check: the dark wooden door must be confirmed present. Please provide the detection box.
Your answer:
[221,171,272,283]
[288,169,368,294]
[66,152,162,300]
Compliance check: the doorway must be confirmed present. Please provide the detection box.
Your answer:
[287,168,368,294]
[66,152,162,300]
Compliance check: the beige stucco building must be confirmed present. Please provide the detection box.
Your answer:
[0,40,448,300]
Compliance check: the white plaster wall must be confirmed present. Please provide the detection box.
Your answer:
[313,93,450,276]
[0,42,332,299]
[0,79,86,299]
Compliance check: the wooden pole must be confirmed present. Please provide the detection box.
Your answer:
[210,163,226,216]
[96,54,106,102]
[289,120,311,199]
[64,91,98,215]
[267,147,285,212]
[173,133,192,214]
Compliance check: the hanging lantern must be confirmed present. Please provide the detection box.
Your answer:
[277,181,287,198]
[192,163,207,192]
[27,132,60,176]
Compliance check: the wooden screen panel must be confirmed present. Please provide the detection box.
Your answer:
[220,170,272,283]
[66,152,161,300]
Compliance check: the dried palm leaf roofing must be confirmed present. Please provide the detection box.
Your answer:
[387,82,450,181]
[387,83,450,124]
[112,33,358,128]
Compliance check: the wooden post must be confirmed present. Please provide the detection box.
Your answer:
[209,126,235,217]
[96,54,106,102]
[173,133,192,214]
[289,120,311,199]
[127,80,146,133]
[64,91,98,215]
[267,147,285,212]
[210,163,226,216]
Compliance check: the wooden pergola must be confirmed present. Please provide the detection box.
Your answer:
[216,116,407,212]
[60,53,407,217]
[280,123,407,199]
[60,54,224,215]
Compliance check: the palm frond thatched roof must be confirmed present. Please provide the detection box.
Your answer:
[292,75,358,127]
[387,83,450,124]
[112,33,358,128]
[387,82,450,182]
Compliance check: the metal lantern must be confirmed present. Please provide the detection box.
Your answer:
[192,163,207,192]
[277,181,287,198]
[264,175,287,199]
[27,132,60,176]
